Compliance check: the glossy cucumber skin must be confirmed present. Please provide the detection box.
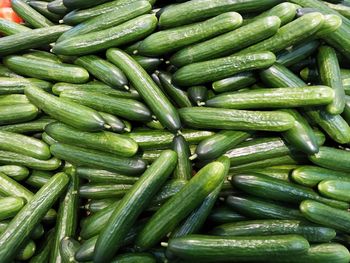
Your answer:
[79,183,132,199]
[138,12,242,56]
[76,167,138,184]
[25,170,52,188]
[45,122,138,157]
[136,161,227,250]
[29,1,63,22]
[173,51,276,86]
[0,104,38,125]
[212,72,257,93]
[179,107,295,132]
[60,89,152,122]
[53,14,158,56]
[0,172,69,262]
[47,0,69,15]
[172,135,192,180]
[99,112,126,133]
[132,55,162,73]
[94,150,177,262]
[309,146,350,172]
[150,179,188,208]
[111,253,156,263]
[25,86,106,132]
[167,234,309,262]
[171,16,280,67]
[0,116,54,134]
[0,197,25,221]
[0,77,51,94]
[50,143,146,176]
[187,86,208,106]
[0,18,31,36]
[87,198,117,213]
[59,237,80,263]
[318,180,350,202]
[107,49,181,132]
[4,55,89,84]
[0,165,29,181]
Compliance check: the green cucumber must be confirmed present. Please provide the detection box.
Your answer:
[0,104,38,125]
[187,86,208,106]
[309,146,350,172]
[239,166,295,182]
[146,119,165,130]
[76,167,138,184]
[79,183,132,199]
[42,132,57,146]
[0,77,51,94]
[212,72,257,93]
[0,197,25,221]
[60,89,152,122]
[63,0,109,9]
[0,220,44,241]
[323,23,350,61]
[0,116,54,134]
[318,180,350,202]
[179,107,295,132]
[172,135,191,180]
[17,240,36,261]
[0,165,29,181]
[29,1,63,22]
[99,112,126,133]
[0,64,22,78]
[94,150,177,262]
[132,55,163,73]
[0,172,69,262]
[4,55,89,84]
[150,179,187,208]
[29,230,54,263]
[316,14,342,37]
[111,253,156,263]
[209,205,246,224]
[25,170,52,188]
[47,0,69,15]
[23,50,62,64]
[50,143,146,176]
[173,51,276,86]
[0,94,29,105]
[135,160,228,250]
[53,14,158,56]
[170,16,280,67]
[107,48,181,131]
[25,85,106,132]
[59,237,80,263]
[86,198,117,213]
[0,18,31,36]
[324,2,350,18]
[45,122,138,157]
[167,234,309,262]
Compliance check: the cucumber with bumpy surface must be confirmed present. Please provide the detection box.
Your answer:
[25,170,52,188]
[0,197,25,221]
[0,18,31,36]
[172,135,192,180]
[318,180,350,202]
[79,183,132,199]
[59,237,80,263]
[0,104,38,125]
[0,77,51,94]
[0,165,29,181]
[29,1,63,23]
[76,167,138,184]
[309,146,350,172]
[0,116,54,134]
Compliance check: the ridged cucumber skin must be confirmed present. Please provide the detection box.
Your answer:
[60,89,152,122]
[25,86,106,132]
[0,172,69,262]
[94,150,177,262]
[79,183,132,199]
[211,220,336,243]
[0,197,25,221]
[173,51,276,86]
[74,55,128,89]
[0,116,54,134]
[187,86,208,106]
[317,45,345,114]
[226,195,305,221]
[179,107,295,132]
[4,55,89,84]
[50,143,146,176]
[76,167,138,184]
[0,18,31,36]
[318,180,350,202]
[0,104,38,125]
[107,48,181,132]
[53,14,158,56]
[170,16,280,67]
[23,50,62,64]
[167,234,310,262]
[29,1,63,22]
[59,237,80,263]
[135,161,227,250]
[0,77,51,94]
[209,206,247,224]
[45,122,138,157]
[58,1,152,42]
[0,165,29,181]
[172,135,192,181]
[300,200,350,233]
[323,22,350,61]
[138,12,242,56]
[212,72,257,93]
[25,170,52,189]
[309,146,350,172]
[232,173,349,209]
[63,0,109,9]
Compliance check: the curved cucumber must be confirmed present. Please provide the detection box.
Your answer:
[309,146,350,172]
[0,197,25,221]
[0,116,54,134]
[0,77,51,94]
[0,165,29,181]
[76,167,138,184]
[318,180,350,202]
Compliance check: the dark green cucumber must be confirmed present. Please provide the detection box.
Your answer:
[137,12,242,56]
[107,48,181,131]
[94,150,177,262]
[45,122,138,157]
[173,51,276,86]
[74,55,128,89]
[309,146,350,172]
[58,1,152,42]
[209,205,247,224]
[79,183,132,199]
[76,167,138,184]
[59,237,80,263]
[167,234,309,262]
[170,16,280,67]
[25,170,52,188]
[0,165,29,181]
[23,50,61,64]
[135,160,228,250]
[0,197,25,221]
[111,253,156,263]
[29,1,63,22]
[239,166,294,182]
[0,77,51,94]
[0,18,31,36]
[47,0,69,15]
[343,95,350,123]
[4,55,89,84]
[99,112,126,133]
[317,45,345,114]
[212,72,257,93]
[179,107,295,132]
[25,86,106,132]
[187,86,208,106]
[318,180,350,202]
[0,220,44,241]
[172,135,191,180]
[0,103,38,125]
[53,14,157,56]
[86,198,117,213]
[29,230,54,263]
[132,55,163,73]
[231,173,349,209]
[0,172,69,262]
[63,0,109,9]
[50,143,146,176]
[0,116,54,134]
[226,195,305,221]
[60,89,152,122]
[150,179,187,208]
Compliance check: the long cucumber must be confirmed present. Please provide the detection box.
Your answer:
[309,146,350,172]
[0,77,51,94]
[172,135,192,180]
[79,183,132,199]
[76,167,138,184]
[0,18,31,36]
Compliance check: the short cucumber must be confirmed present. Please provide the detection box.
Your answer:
[0,165,29,181]
[318,180,350,202]
[79,183,132,199]
[111,253,156,263]
[0,77,51,94]
[29,1,63,22]
[0,103,38,126]
[0,116,54,134]
[212,72,257,93]
[172,135,192,180]
[0,197,25,221]
[187,86,208,106]
[59,237,80,263]
[25,170,52,188]
[76,167,139,184]
[309,146,350,172]
[0,18,31,36]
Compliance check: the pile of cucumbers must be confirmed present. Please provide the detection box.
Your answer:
[1,0,350,262]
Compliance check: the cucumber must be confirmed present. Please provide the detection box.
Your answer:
[47,0,68,15]
[11,0,54,28]
[0,172,69,262]
[170,16,280,67]
[58,1,152,42]
[0,104,38,125]
[106,48,181,131]
[17,240,36,261]
[226,195,305,221]
[150,179,188,208]
[300,200,350,233]
[309,146,350,172]
[0,116,54,134]
[317,45,345,114]
[53,14,158,56]
[209,205,246,224]
[0,221,44,241]
[132,55,163,73]
[45,122,138,157]
[232,173,349,209]
[0,18,31,36]
[86,198,117,213]
[239,166,295,182]
[323,23,350,61]
[0,197,25,221]
[29,1,63,22]
[167,234,310,262]
[0,94,29,105]
[172,135,191,180]
[212,72,257,93]
[318,180,350,202]
[0,77,51,94]
[111,253,156,263]
[99,112,126,133]
[316,14,342,37]
[63,0,109,9]
[76,167,139,184]
[79,183,132,199]
[135,160,228,250]
[50,143,146,176]
[74,55,128,89]
[291,166,350,187]
[59,237,80,263]
[29,230,54,263]
[137,12,242,56]
[324,2,350,18]
[94,150,177,262]
[0,165,29,181]
[173,51,276,86]
[25,85,106,132]
[4,55,89,84]
[187,86,208,106]
[60,89,152,122]
[158,0,283,28]
[206,86,334,109]
[0,64,22,78]
[25,170,52,188]
[179,107,295,132]
[211,220,336,243]
[42,132,57,146]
